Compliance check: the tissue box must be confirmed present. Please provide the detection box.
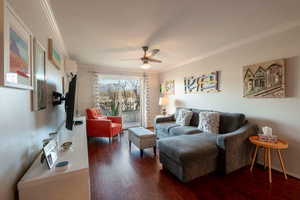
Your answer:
[258,134,278,143]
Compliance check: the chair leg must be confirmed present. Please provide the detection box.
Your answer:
[140,149,144,158]
[129,141,131,151]
[153,146,156,156]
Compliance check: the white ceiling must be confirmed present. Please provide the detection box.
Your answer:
[50,0,300,72]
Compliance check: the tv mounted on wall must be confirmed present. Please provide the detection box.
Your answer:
[53,74,78,130]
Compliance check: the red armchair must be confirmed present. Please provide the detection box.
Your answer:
[86,108,123,141]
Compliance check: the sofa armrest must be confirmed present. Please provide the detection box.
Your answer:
[107,116,122,124]
[154,114,175,124]
[216,123,258,174]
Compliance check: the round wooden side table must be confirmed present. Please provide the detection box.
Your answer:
[249,135,288,183]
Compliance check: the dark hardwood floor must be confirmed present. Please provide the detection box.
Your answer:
[88,132,300,200]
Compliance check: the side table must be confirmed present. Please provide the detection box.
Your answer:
[249,136,288,183]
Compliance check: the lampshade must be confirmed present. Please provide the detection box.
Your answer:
[159,96,169,106]
[141,63,151,69]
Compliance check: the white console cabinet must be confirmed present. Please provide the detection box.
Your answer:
[18,117,90,200]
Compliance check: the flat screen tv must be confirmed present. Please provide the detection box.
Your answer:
[65,75,77,130]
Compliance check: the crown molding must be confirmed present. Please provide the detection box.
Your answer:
[40,0,68,56]
[162,20,300,72]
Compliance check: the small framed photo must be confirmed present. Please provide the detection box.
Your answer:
[48,38,62,69]
[43,139,58,169]
[32,38,47,111]
[1,3,33,89]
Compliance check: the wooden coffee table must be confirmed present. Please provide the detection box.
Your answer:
[249,135,288,183]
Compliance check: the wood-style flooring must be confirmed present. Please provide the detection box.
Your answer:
[88,132,300,200]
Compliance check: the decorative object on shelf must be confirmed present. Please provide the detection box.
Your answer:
[48,38,62,69]
[162,80,175,95]
[32,38,47,111]
[55,161,69,172]
[61,141,72,152]
[159,96,169,115]
[243,59,285,98]
[184,71,219,94]
[1,4,33,89]
[43,139,58,169]
[249,135,288,183]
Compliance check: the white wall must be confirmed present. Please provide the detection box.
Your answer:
[160,26,300,178]
[0,1,66,199]
[77,64,160,127]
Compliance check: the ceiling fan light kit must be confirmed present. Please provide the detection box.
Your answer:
[139,46,162,69]
[141,63,151,69]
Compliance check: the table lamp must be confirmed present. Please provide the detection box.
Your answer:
[159,96,169,115]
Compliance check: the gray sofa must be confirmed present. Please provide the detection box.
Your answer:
[155,107,258,182]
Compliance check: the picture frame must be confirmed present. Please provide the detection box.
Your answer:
[32,38,47,111]
[48,38,62,69]
[184,71,220,94]
[243,59,285,98]
[1,3,33,90]
[43,139,58,169]
[162,80,175,95]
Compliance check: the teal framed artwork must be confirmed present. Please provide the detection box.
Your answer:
[48,38,62,69]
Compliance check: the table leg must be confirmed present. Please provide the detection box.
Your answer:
[129,141,131,151]
[264,148,267,169]
[277,150,288,180]
[268,148,272,183]
[250,145,259,172]
[140,149,144,158]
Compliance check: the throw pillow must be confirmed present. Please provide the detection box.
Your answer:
[176,109,193,126]
[198,112,220,134]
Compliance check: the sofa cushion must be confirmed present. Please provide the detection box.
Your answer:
[158,133,218,164]
[176,109,193,126]
[219,113,246,134]
[190,109,211,127]
[169,126,202,136]
[175,107,191,119]
[198,112,220,134]
[156,122,180,133]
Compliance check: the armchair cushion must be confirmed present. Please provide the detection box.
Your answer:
[107,116,122,124]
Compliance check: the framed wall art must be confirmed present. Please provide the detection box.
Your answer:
[1,3,33,89]
[32,38,47,111]
[184,71,220,94]
[48,38,62,69]
[243,59,285,98]
[162,80,175,95]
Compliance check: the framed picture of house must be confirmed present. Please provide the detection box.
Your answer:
[32,38,47,111]
[243,59,285,98]
[48,38,62,69]
[1,4,33,90]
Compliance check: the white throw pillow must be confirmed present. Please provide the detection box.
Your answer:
[176,109,193,126]
[198,112,220,134]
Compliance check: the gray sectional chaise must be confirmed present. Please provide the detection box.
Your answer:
[154,107,258,182]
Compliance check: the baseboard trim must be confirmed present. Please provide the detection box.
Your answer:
[257,160,300,180]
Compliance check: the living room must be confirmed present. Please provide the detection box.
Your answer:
[0,0,300,200]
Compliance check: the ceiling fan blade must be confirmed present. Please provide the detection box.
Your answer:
[148,58,162,63]
[147,49,160,57]
[120,58,140,61]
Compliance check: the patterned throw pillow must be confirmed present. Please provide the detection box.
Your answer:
[176,109,193,126]
[198,112,220,134]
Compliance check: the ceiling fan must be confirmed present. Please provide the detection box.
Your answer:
[122,46,162,69]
